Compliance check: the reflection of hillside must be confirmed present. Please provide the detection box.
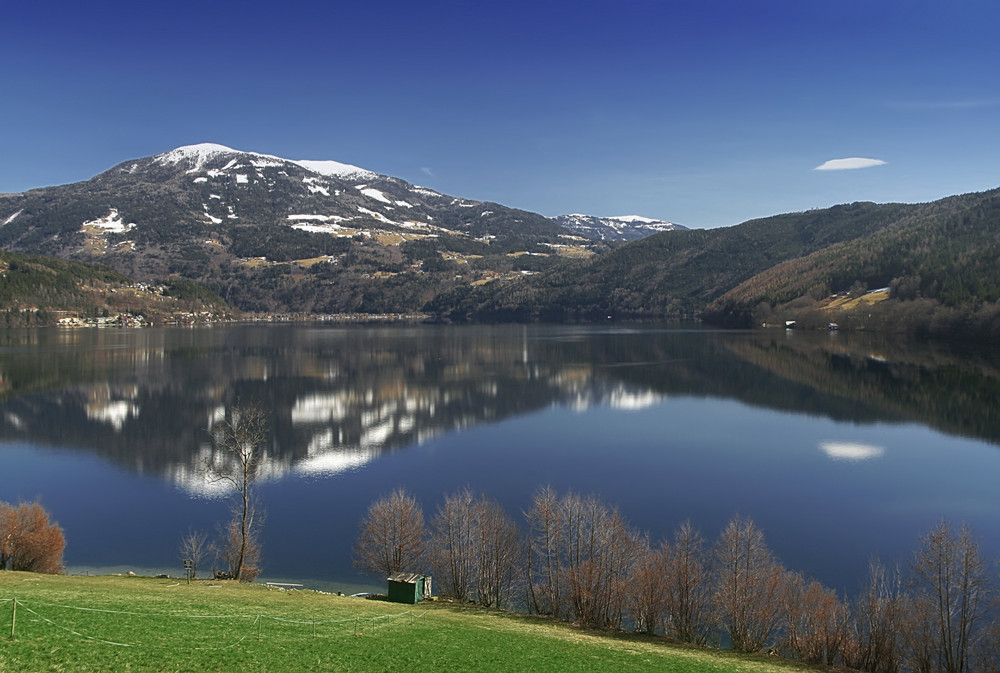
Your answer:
[1,325,997,489]
[0,326,670,487]
[723,330,1000,444]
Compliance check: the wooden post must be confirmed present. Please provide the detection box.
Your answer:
[257,615,262,641]
[10,597,15,639]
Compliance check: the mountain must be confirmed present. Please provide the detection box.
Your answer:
[428,186,1000,339]
[428,200,917,320]
[0,144,593,314]
[4,143,999,336]
[551,214,687,241]
[702,187,1000,333]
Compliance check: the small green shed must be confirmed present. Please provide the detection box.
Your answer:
[387,572,431,604]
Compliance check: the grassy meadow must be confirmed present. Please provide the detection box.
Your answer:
[0,572,824,673]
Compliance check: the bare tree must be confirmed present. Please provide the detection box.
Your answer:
[525,488,643,629]
[428,489,521,609]
[662,520,713,645]
[204,403,268,582]
[354,487,425,578]
[561,493,643,629]
[0,500,65,574]
[525,485,565,618]
[628,545,666,635]
[472,496,521,609]
[975,621,1000,673]
[712,514,784,653]
[844,559,905,673]
[901,592,937,673]
[911,520,992,673]
[781,570,849,665]
[179,528,214,580]
[430,488,476,601]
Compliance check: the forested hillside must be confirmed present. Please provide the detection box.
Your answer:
[0,250,228,325]
[703,188,1000,337]
[428,201,915,321]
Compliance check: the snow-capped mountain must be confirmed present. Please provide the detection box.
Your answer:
[551,213,687,242]
[0,143,576,314]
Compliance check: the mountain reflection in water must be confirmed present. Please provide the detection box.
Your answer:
[0,324,998,592]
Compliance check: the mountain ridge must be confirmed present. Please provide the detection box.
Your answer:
[551,213,687,242]
[0,143,593,314]
[2,143,999,336]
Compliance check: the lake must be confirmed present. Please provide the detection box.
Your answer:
[1,323,998,595]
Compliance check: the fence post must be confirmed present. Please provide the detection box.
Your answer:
[9,597,15,639]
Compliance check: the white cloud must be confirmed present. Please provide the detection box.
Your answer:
[814,157,887,171]
[819,441,885,462]
[421,166,435,177]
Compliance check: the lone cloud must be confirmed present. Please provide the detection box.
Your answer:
[814,157,887,171]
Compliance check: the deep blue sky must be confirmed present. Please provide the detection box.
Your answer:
[3,1,998,228]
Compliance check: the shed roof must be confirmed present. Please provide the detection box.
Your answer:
[387,572,424,584]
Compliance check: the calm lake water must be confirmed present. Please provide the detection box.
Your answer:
[1,323,998,595]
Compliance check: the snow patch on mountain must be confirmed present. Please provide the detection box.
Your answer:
[155,143,244,173]
[81,208,136,233]
[154,144,378,183]
[357,186,392,204]
[2,209,23,226]
[294,159,376,180]
[552,213,687,242]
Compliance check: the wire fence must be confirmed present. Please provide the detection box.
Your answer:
[2,596,427,650]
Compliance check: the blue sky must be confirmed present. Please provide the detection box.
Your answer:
[3,1,998,228]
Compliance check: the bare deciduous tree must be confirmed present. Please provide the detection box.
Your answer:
[662,520,713,645]
[472,496,521,609]
[178,528,214,580]
[354,487,425,578]
[628,546,666,635]
[525,488,643,629]
[561,493,643,629]
[712,514,784,653]
[430,488,476,601]
[781,570,849,665]
[911,520,992,673]
[975,621,1000,673]
[204,403,268,582]
[429,489,521,609]
[0,500,65,574]
[525,485,565,618]
[844,559,905,673]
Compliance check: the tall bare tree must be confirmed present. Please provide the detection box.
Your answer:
[0,500,65,574]
[472,496,521,609]
[525,485,565,618]
[428,489,521,609]
[628,545,666,635]
[430,488,476,601]
[911,520,992,673]
[204,403,268,582]
[712,514,784,653]
[561,492,642,629]
[354,487,425,577]
[662,520,713,645]
[844,559,905,673]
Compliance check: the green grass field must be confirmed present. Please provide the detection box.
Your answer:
[1,572,823,672]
